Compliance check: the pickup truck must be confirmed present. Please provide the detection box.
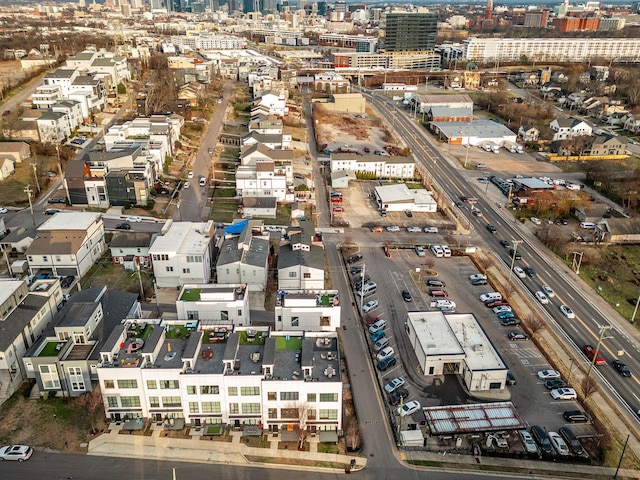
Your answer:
[582,344,606,365]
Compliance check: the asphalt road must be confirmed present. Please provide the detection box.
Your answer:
[361,88,640,429]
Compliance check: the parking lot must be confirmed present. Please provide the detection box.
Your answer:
[343,237,598,457]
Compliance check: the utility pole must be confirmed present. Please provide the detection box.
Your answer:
[508,239,523,282]
[23,185,35,226]
[31,162,40,193]
[631,294,640,323]
[586,325,613,378]
[56,145,71,204]
[571,251,584,274]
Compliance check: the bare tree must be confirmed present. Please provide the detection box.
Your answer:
[524,314,545,335]
[344,416,361,451]
[477,255,493,274]
[74,387,105,433]
[294,402,310,450]
[581,376,598,399]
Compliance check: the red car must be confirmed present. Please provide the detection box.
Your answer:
[333,207,344,213]
[330,197,343,203]
[370,226,384,233]
[582,344,606,365]
[429,289,449,297]
[485,299,509,308]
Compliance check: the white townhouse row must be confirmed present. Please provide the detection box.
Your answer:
[330,153,416,179]
[97,325,343,432]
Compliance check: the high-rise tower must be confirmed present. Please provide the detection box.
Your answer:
[485,0,493,20]
[380,12,438,52]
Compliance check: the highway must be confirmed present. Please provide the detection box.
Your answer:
[362,88,640,430]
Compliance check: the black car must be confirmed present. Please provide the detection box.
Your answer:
[60,276,74,288]
[506,371,516,386]
[486,224,497,233]
[558,426,589,459]
[525,266,537,277]
[44,209,61,215]
[354,274,370,285]
[563,410,591,423]
[500,318,521,326]
[347,253,362,264]
[388,387,409,406]
[509,249,522,260]
[115,223,131,230]
[48,197,66,204]
[402,290,412,302]
[545,379,568,389]
[530,425,555,457]
[500,240,511,248]
[350,265,363,275]
[405,210,413,217]
[425,278,445,288]
[612,360,631,377]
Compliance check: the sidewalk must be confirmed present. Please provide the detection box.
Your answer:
[88,424,365,473]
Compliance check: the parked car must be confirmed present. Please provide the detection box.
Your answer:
[493,305,512,314]
[126,216,142,223]
[183,181,190,189]
[415,246,426,257]
[500,318,521,326]
[537,369,561,379]
[362,300,379,313]
[530,426,555,457]
[0,445,33,461]
[115,222,131,230]
[60,276,74,288]
[520,431,538,455]
[266,226,282,233]
[405,210,413,217]
[429,289,448,297]
[377,356,397,371]
[471,277,487,285]
[332,207,344,213]
[550,388,577,400]
[530,217,541,225]
[535,291,549,304]
[402,290,412,302]
[187,170,194,178]
[548,432,570,456]
[558,426,589,459]
[388,387,409,406]
[397,400,421,417]
[425,278,445,287]
[386,225,400,232]
[545,379,568,389]
[48,197,66,204]
[370,226,384,233]
[506,371,516,386]
[485,299,508,308]
[384,377,406,393]
[406,226,422,233]
[508,331,529,340]
[350,266,363,275]
[469,274,487,282]
[376,346,395,362]
[560,305,575,318]
[44,209,61,215]
[563,410,591,423]
[612,360,632,377]
[347,253,363,264]
[496,310,515,319]
[423,226,438,233]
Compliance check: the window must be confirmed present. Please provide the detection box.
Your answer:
[187,311,199,320]
[307,393,316,402]
[189,402,199,414]
[242,403,261,414]
[107,396,118,408]
[121,396,142,407]
[160,380,179,389]
[289,272,297,278]
[229,403,239,415]
[319,393,338,402]
[42,256,48,261]
[303,273,311,279]
[117,379,138,389]
[308,409,317,420]
[268,408,278,419]
[201,402,221,413]
[228,386,238,396]
[319,409,338,420]
[187,385,197,394]
[291,317,299,327]
[68,366,85,391]
[147,380,157,389]
[200,385,219,394]
[280,392,299,401]
[166,266,174,272]
[267,392,276,401]
[281,408,299,419]
[161,396,182,407]
[104,380,115,389]
[221,311,228,321]
[238,310,242,317]
[149,397,160,408]
[182,268,190,274]
[241,386,260,396]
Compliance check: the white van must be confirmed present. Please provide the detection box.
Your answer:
[431,245,444,258]
[580,222,596,229]
[368,319,387,334]
[442,245,452,257]
[480,292,502,302]
[358,282,377,297]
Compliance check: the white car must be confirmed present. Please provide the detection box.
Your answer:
[184,181,190,189]
[386,225,400,232]
[398,400,421,417]
[362,300,379,313]
[535,291,549,304]
[423,226,438,233]
[0,207,7,214]
[530,217,541,225]
[550,387,577,400]
[469,274,487,282]
[0,444,33,461]
[435,299,456,309]
[542,285,555,298]
[441,245,452,257]
[431,245,444,258]
[265,226,281,233]
[384,377,406,393]
[376,346,395,362]
[187,170,194,178]
[548,432,570,456]
[415,246,426,257]
[537,369,561,379]
[126,216,142,223]
[492,305,512,314]
[560,305,575,319]
[513,266,526,278]
[406,226,422,233]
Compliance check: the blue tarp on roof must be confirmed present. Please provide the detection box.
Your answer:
[224,219,249,235]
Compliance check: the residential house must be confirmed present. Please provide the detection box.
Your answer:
[149,221,214,288]
[96,327,343,434]
[277,222,325,291]
[330,153,416,179]
[0,225,36,254]
[176,283,250,326]
[110,232,155,269]
[22,287,140,399]
[0,157,15,180]
[26,212,105,278]
[314,72,350,93]
[36,111,71,143]
[69,76,107,117]
[241,132,291,150]
[52,100,84,132]
[0,279,60,405]
[274,291,342,331]
[31,85,64,110]
[589,133,627,156]
[216,220,270,291]
[241,197,277,218]
[518,125,540,142]
[623,112,640,134]
[597,218,640,244]
[0,142,30,163]
[252,93,287,118]
[248,114,283,135]
[549,117,592,141]
[237,143,293,202]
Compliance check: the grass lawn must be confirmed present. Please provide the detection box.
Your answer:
[210,201,238,223]
[180,288,201,301]
[275,336,303,350]
[220,147,240,160]
[204,425,223,436]
[213,188,236,198]
[238,330,266,345]
[38,341,64,357]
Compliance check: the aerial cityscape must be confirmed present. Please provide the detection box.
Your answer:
[0,0,640,477]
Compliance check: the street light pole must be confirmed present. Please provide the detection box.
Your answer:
[508,239,522,282]
[31,162,40,193]
[23,185,35,226]
[586,325,612,378]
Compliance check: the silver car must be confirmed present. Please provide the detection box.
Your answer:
[520,431,538,454]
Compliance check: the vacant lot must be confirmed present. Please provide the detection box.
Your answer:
[0,154,60,207]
